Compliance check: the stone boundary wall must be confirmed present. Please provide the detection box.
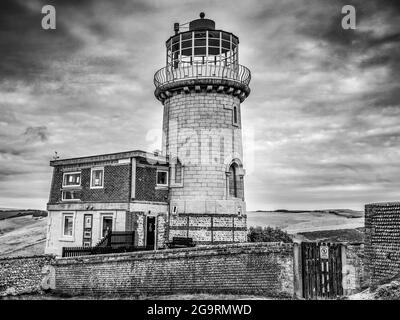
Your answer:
[53,242,295,298]
[0,255,55,296]
[365,202,400,288]
[343,243,366,295]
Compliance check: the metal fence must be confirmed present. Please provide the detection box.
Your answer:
[61,231,153,258]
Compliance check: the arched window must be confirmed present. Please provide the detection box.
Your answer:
[229,163,238,197]
[233,106,238,125]
[226,159,244,199]
[175,159,182,184]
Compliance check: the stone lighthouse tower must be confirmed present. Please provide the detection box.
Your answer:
[154,13,251,244]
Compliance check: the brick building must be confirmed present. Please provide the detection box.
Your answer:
[45,13,251,255]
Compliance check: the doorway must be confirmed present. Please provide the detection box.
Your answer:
[301,242,343,299]
[146,216,156,249]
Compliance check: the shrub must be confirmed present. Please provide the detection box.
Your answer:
[247,226,293,243]
[375,281,400,300]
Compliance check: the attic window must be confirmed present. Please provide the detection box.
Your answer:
[90,168,104,188]
[62,172,81,187]
[156,170,168,187]
[62,190,80,201]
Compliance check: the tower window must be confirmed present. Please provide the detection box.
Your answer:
[233,106,238,125]
[229,163,238,197]
[175,160,182,184]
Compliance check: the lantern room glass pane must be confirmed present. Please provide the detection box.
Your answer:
[194,31,206,38]
[222,32,230,40]
[182,32,192,41]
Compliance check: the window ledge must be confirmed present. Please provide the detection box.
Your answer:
[59,237,74,242]
[170,183,184,188]
[155,185,168,190]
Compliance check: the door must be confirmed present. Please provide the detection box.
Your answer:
[146,216,156,249]
[301,242,343,299]
[102,216,113,238]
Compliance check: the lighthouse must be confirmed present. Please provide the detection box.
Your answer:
[154,13,251,244]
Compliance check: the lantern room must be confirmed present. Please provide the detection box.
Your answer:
[166,13,239,69]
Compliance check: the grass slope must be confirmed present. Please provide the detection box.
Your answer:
[0,215,46,257]
[0,209,47,220]
[247,210,364,234]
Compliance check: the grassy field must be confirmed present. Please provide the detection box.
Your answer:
[247,210,364,234]
[296,228,365,243]
[0,209,47,220]
[0,215,46,257]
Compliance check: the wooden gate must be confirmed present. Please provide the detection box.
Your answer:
[301,242,343,299]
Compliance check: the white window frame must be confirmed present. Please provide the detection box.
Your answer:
[90,167,104,189]
[61,190,80,201]
[156,169,169,187]
[61,212,75,239]
[100,213,115,238]
[62,171,81,188]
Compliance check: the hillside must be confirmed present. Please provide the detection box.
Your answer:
[0,209,47,220]
[0,215,46,258]
[247,209,364,234]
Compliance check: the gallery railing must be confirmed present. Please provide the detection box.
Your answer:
[154,63,251,88]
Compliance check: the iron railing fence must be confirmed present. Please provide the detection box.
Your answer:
[154,63,251,88]
[61,245,153,258]
[95,231,135,248]
[62,231,145,258]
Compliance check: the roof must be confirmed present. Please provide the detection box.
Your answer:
[50,150,168,167]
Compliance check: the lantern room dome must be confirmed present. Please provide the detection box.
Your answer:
[189,13,215,31]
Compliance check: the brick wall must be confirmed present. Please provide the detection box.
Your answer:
[0,255,55,296]
[343,244,366,295]
[364,202,400,288]
[135,165,169,202]
[53,242,294,298]
[49,164,131,203]
[168,213,247,244]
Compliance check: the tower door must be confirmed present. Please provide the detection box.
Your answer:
[146,217,156,249]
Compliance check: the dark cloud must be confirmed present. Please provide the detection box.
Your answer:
[23,126,48,142]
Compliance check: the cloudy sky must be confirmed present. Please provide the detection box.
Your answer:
[0,0,399,211]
